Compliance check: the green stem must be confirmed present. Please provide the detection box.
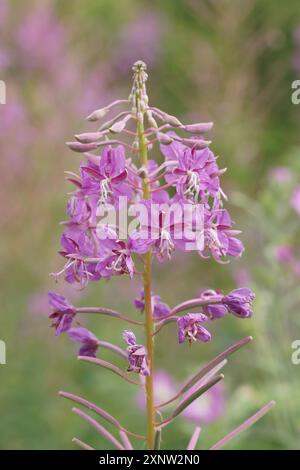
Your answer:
[138,114,155,449]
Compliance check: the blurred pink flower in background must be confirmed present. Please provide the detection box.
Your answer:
[0,92,34,171]
[268,166,292,183]
[233,268,251,288]
[28,292,52,318]
[180,381,224,424]
[16,4,66,74]
[113,11,165,74]
[28,285,84,317]
[275,245,294,264]
[274,245,300,278]
[137,369,224,425]
[0,0,111,234]
[137,370,176,409]
[0,48,11,71]
[290,186,300,215]
[0,0,8,29]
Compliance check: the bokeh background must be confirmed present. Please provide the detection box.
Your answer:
[1,0,300,450]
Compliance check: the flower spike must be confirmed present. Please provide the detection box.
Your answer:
[48,62,271,450]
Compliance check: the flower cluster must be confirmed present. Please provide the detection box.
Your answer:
[51,62,244,290]
[47,62,268,451]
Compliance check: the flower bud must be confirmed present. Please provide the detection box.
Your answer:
[66,141,99,153]
[182,122,214,133]
[161,112,182,127]
[75,132,103,143]
[146,111,158,128]
[86,107,108,121]
[180,138,211,149]
[156,132,173,145]
[109,120,127,134]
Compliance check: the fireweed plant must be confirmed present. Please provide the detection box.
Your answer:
[49,62,274,450]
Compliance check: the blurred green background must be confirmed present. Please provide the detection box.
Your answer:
[1,0,300,449]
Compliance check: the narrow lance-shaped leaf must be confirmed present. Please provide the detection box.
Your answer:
[72,407,124,450]
[210,401,276,450]
[172,374,224,419]
[158,374,224,428]
[72,437,95,450]
[59,390,144,440]
[76,306,144,326]
[154,430,162,450]
[98,341,127,360]
[157,359,227,409]
[119,430,133,450]
[181,336,252,393]
[78,356,141,386]
[187,427,201,450]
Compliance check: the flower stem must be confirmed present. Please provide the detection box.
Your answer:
[140,129,155,448]
[135,64,155,449]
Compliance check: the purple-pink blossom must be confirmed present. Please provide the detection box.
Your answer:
[275,245,294,264]
[134,289,171,319]
[177,314,211,344]
[123,330,149,376]
[291,185,300,216]
[68,327,100,357]
[48,292,76,335]
[222,288,255,318]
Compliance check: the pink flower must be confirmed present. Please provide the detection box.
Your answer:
[68,327,100,357]
[123,331,150,376]
[48,292,76,335]
[134,289,171,319]
[177,314,211,344]
[275,245,294,264]
[269,166,292,183]
[181,382,224,424]
[291,186,300,216]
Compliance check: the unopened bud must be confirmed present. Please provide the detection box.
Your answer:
[86,107,108,121]
[180,138,211,149]
[98,117,115,132]
[146,111,158,129]
[132,139,139,151]
[75,132,103,143]
[109,119,127,134]
[182,122,214,133]
[161,112,182,127]
[66,141,99,153]
[156,132,173,145]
